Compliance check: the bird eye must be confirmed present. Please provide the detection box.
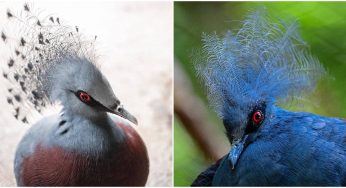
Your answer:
[252,110,264,125]
[78,91,91,103]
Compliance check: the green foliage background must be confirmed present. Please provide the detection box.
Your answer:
[174,2,346,186]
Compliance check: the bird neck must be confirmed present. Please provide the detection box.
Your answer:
[272,107,291,115]
[61,106,109,125]
[54,111,126,155]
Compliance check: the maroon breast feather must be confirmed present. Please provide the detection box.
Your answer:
[21,122,149,186]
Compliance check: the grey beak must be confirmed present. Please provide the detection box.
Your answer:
[112,107,138,125]
[228,134,249,170]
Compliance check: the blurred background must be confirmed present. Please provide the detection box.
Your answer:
[0,1,172,186]
[174,2,346,186]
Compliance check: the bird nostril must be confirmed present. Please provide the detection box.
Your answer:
[109,103,119,111]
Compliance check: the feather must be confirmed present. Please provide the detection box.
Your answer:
[195,10,326,119]
[1,4,98,122]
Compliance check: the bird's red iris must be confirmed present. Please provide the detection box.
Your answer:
[252,110,264,124]
[79,92,91,102]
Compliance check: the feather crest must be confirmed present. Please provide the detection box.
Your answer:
[195,10,325,118]
[1,4,98,122]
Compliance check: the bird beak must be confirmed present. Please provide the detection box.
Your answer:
[227,134,249,170]
[111,107,138,125]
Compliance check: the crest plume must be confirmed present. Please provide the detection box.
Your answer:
[195,10,326,118]
[1,3,97,123]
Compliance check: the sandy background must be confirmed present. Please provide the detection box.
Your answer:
[0,1,172,186]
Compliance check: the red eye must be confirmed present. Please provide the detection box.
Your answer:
[79,92,91,102]
[252,110,264,124]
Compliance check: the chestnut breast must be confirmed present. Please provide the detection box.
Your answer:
[16,116,149,186]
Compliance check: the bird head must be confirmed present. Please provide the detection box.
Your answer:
[47,56,137,124]
[221,95,272,170]
[196,10,325,169]
[2,4,137,125]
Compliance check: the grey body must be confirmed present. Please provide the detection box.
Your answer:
[3,5,142,186]
[14,113,125,185]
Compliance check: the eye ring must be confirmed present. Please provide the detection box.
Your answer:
[79,91,91,103]
[252,110,264,125]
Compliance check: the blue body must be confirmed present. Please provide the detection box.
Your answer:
[212,108,346,186]
[194,10,345,186]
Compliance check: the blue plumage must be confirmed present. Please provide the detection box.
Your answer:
[212,109,346,186]
[196,10,325,121]
[193,10,346,186]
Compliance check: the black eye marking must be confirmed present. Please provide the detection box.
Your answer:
[223,118,236,144]
[252,110,264,125]
[72,90,114,113]
[74,90,94,105]
[245,102,266,134]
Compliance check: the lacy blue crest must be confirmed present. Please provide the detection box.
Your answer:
[195,10,326,118]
